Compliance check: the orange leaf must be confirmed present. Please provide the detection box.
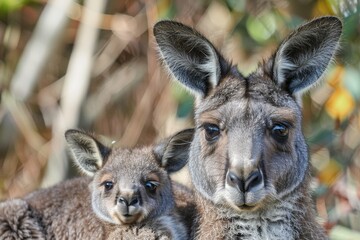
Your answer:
[325,87,355,121]
[317,159,342,186]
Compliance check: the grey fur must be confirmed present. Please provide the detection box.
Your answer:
[154,16,342,239]
[0,129,192,240]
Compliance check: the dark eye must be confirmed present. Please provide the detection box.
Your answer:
[203,123,220,142]
[145,181,159,194]
[102,181,114,191]
[271,123,289,142]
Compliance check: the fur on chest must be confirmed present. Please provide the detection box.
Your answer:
[196,196,302,240]
[225,198,305,240]
[223,213,297,240]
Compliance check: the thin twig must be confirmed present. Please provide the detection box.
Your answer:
[10,0,74,101]
[41,0,108,187]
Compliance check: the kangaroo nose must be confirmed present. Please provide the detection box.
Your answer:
[227,171,245,192]
[244,170,263,192]
[227,169,263,192]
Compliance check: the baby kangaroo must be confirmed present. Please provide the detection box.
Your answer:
[0,129,193,240]
[154,16,342,239]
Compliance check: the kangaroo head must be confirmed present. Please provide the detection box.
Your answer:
[154,17,342,211]
[65,129,193,224]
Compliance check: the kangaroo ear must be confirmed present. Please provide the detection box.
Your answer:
[154,21,231,98]
[65,129,111,176]
[153,129,194,173]
[273,16,342,95]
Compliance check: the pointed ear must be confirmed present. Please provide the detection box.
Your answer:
[273,16,342,94]
[153,129,194,173]
[154,21,231,98]
[65,129,111,176]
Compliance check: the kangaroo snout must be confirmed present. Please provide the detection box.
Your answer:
[226,168,264,193]
[117,189,141,217]
[118,195,140,207]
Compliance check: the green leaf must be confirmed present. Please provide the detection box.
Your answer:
[330,225,360,240]
[0,0,26,15]
[226,0,245,12]
[344,67,360,100]
[246,12,276,43]
[308,128,336,146]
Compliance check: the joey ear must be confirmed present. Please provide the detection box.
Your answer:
[65,129,111,176]
[153,129,194,173]
[154,21,231,98]
[273,16,342,95]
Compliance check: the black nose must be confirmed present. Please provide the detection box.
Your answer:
[118,196,140,206]
[227,169,263,192]
[244,170,263,192]
[227,171,245,192]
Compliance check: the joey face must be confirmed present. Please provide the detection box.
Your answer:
[65,129,193,225]
[91,148,173,225]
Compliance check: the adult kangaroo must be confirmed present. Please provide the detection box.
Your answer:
[154,16,342,239]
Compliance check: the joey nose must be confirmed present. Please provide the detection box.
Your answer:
[129,197,139,206]
[118,197,129,206]
[118,196,140,206]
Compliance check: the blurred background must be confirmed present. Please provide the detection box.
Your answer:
[0,0,359,238]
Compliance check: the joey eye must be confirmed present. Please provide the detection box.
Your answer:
[145,181,159,194]
[102,181,114,191]
[271,123,289,142]
[203,123,220,142]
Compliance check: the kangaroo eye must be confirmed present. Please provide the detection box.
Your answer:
[145,181,159,194]
[271,123,289,142]
[203,123,220,142]
[102,181,114,191]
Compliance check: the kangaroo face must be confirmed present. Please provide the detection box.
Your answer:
[65,129,193,224]
[191,74,305,210]
[155,17,342,212]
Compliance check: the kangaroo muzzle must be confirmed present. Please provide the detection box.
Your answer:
[226,168,264,193]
